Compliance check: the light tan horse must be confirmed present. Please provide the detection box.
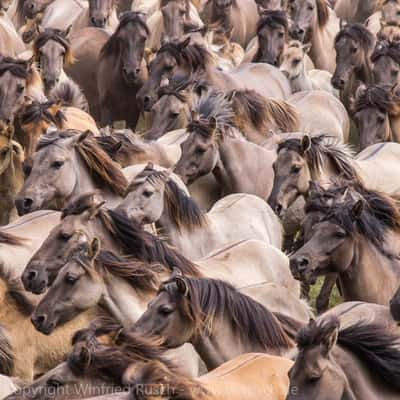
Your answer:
[289,0,339,73]
[116,164,283,260]
[0,136,24,226]
[334,0,378,23]
[280,40,339,98]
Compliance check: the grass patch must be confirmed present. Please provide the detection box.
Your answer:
[309,277,342,313]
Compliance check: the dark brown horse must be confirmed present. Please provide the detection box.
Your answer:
[288,316,400,400]
[372,40,400,87]
[253,10,288,66]
[332,23,375,110]
[97,12,149,128]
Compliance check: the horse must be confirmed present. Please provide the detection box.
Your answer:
[22,194,298,297]
[7,319,293,400]
[13,0,55,28]
[65,27,110,122]
[0,11,25,57]
[0,136,24,226]
[39,0,86,31]
[18,12,43,45]
[201,0,259,48]
[133,272,302,370]
[136,37,291,112]
[254,0,284,13]
[71,0,119,32]
[0,56,44,128]
[288,0,339,73]
[351,84,400,149]
[97,12,149,129]
[287,316,400,400]
[173,91,278,201]
[332,23,375,110]
[15,130,129,215]
[97,129,180,168]
[268,134,400,216]
[250,10,288,66]
[372,40,400,87]
[280,40,338,97]
[14,100,98,159]
[290,192,400,305]
[115,163,283,259]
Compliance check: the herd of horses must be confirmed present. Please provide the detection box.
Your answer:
[2,0,400,399]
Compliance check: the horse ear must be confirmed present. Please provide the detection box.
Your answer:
[11,141,24,162]
[111,141,123,154]
[88,200,106,220]
[301,135,312,153]
[191,110,200,122]
[350,199,363,221]
[171,267,182,279]
[75,130,92,145]
[78,345,91,369]
[160,75,170,88]
[88,238,101,260]
[225,90,237,103]
[64,24,72,38]
[178,37,191,50]
[209,116,217,136]
[37,24,44,34]
[176,276,189,297]
[302,43,311,54]
[355,84,367,99]
[322,323,339,356]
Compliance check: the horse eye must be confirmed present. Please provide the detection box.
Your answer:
[308,375,321,384]
[16,84,24,94]
[59,232,72,241]
[334,231,346,239]
[52,160,64,169]
[391,69,398,77]
[308,5,314,10]
[278,31,284,38]
[23,165,32,176]
[47,378,64,388]
[293,58,301,65]
[377,116,385,124]
[351,47,357,53]
[291,165,301,174]
[169,111,180,118]
[196,147,206,155]
[65,274,78,285]
[164,64,174,71]
[143,190,154,198]
[159,305,173,315]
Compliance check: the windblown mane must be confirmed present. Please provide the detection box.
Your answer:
[230,89,299,134]
[157,75,194,102]
[17,101,66,128]
[278,135,360,181]
[0,325,13,376]
[0,56,30,79]
[37,130,128,196]
[61,195,201,276]
[297,316,400,390]
[188,90,235,137]
[48,81,89,111]
[335,23,375,51]
[0,231,25,246]
[100,12,149,60]
[353,85,392,114]
[157,40,214,73]
[372,40,400,65]
[162,276,295,350]
[129,164,207,231]
[33,28,74,65]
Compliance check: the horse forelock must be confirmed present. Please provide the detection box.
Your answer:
[33,28,73,64]
[257,10,288,33]
[372,40,400,65]
[354,85,392,113]
[335,23,375,51]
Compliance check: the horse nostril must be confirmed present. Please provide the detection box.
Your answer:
[275,204,283,215]
[144,96,151,105]
[298,257,309,271]
[90,16,97,25]
[27,270,38,281]
[135,68,140,74]
[28,3,34,9]
[36,314,47,324]
[24,198,33,208]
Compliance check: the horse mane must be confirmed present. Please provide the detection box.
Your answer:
[335,23,375,51]
[158,40,215,73]
[257,10,288,32]
[372,40,400,65]
[0,231,25,246]
[278,135,360,182]
[162,276,295,351]
[33,28,74,65]
[37,130,128,196]
[129,164,207,232]
[353,85,392,114]
[188,90,236,138]
[229,89,299,136]
[17,101,66,128]
[100,12,149,60]
[0,325,13,376]
[48,81,89,112]
[78,249,164,292]
[0,56,30,79]
[107,209,202,277]
[297,316,400,391]
[316,0,329,28]
[68,318,173,385]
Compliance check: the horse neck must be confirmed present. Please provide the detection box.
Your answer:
[338,237,400,304]
[190,315,278,370]
[309,19,335,72]
[100,272,153,327]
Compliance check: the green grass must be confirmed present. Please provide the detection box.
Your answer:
[309,277,342,313]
